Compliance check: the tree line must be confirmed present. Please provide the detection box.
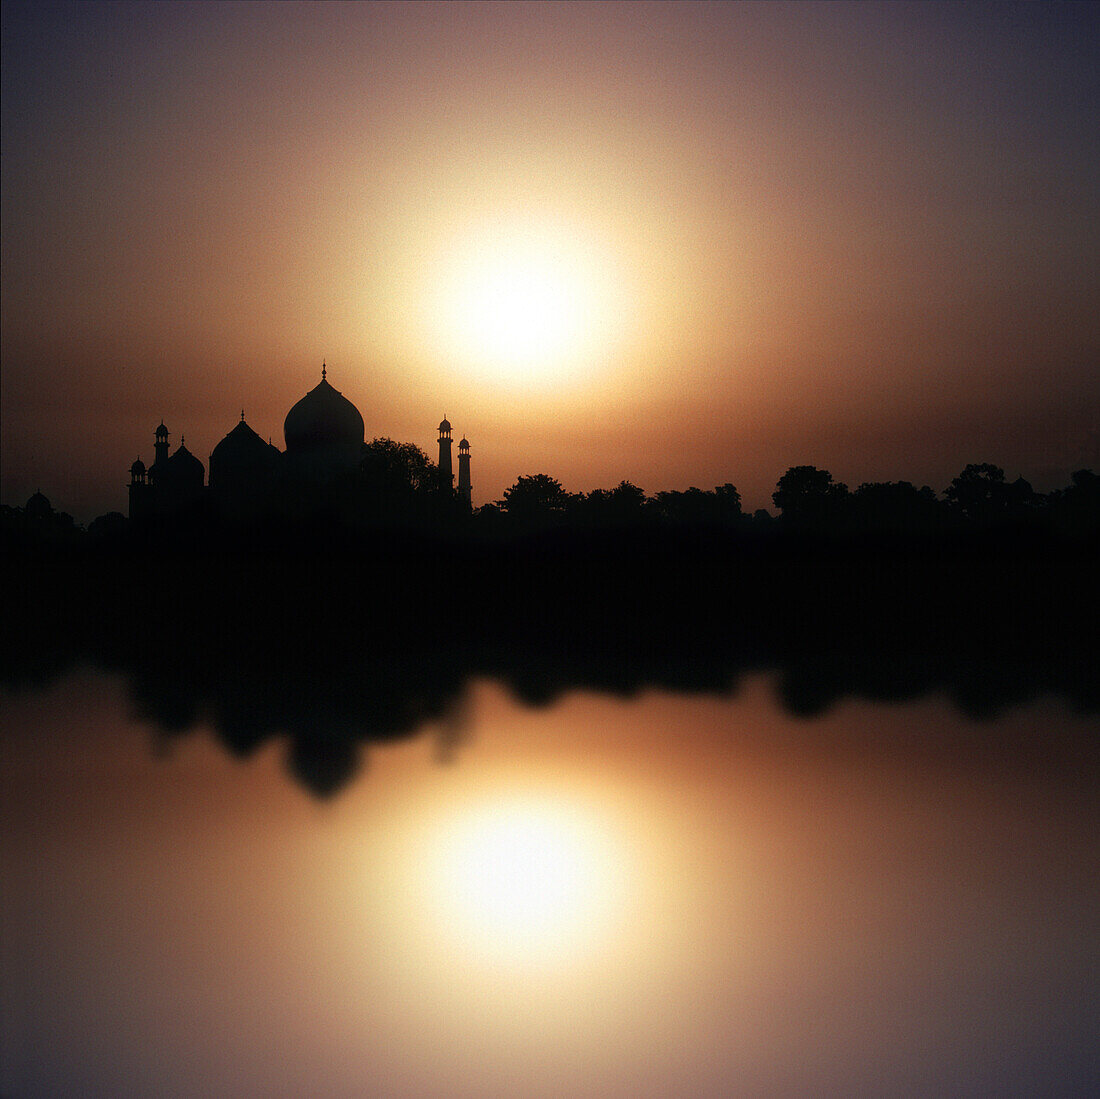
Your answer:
[475,462,1098,539]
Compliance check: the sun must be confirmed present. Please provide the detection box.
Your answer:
[459,250,584,369]
[427,218,626,387]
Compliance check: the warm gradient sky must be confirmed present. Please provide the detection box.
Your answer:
[3,1,1098,520]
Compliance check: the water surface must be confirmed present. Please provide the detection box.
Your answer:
[2,672,1097,1097]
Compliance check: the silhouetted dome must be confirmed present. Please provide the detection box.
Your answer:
[439,418,451,432]
[167,443,204,482]
[459,437,469,448]
[25,490,52,518]
[209,417,281,515]
[211,418,275,466]
[284,376,365,453]
[130,458,146,476]
[156,422,169,436]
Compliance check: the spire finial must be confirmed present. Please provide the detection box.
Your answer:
[241,409,245,423]
[322,360,327,381]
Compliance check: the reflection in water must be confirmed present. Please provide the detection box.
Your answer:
[1,672,1097,1097]
[426,794,626,962]
[2,543,1098,1094]
[3,547,1096,797]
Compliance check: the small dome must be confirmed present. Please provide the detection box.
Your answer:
[130,458,146,475]
[284,375,364,453]
[210,417,281,492]
[211,418,273,464]
[459,436,470,449]
[156,422,169,437]
[167,443,205,481]
[25,490,52,518]
[439,418,452,432]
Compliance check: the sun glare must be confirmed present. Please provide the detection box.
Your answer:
[461,252,582,365]
[429,796,623,962]
[427,219,627,387]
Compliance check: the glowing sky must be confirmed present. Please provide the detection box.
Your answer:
[3,1,1098,520]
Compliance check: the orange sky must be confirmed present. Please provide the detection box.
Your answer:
[3,1,1098,520]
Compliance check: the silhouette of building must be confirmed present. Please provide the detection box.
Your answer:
[284,363,365,481]
[129,422,205,520]
[5,489,79,542]
[127,365,472,522]
[25,489,54,521]
[437,417,453,492]
[209,412,282,522]
[457,436,472,511]
[128,459,148,518]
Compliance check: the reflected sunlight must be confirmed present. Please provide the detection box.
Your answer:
[426,794,625,963]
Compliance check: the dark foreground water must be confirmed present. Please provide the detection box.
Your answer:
[2,670,1097,1098]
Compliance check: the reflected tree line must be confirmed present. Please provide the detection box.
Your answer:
[1,457,1097,797]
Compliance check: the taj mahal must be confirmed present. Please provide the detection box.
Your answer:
[127,364,472,522]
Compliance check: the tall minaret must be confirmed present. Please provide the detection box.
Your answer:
[151,422,170,481]
[128,458,149,520]
[457,435,472,511]
[438,417,453,492]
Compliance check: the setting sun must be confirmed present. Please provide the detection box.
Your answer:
[426,219,627,388]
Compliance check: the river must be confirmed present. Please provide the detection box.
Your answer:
[2,669,1096,1097]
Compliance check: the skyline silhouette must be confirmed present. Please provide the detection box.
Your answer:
[4,447,1097,543]
[4,3,1098,522]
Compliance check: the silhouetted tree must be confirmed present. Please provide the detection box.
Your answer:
[773,466,849,526]
[360,437,437,495]
[579,480,649,526]
[944,463,1039,525]
[653,484,742,526]
[714,482,742,513]
[344,437,441,524]
[849,481,943,533]
[654,487,703,523]
[499,474,576,523]
[944,463,1006,521]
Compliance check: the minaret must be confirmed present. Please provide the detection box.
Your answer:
[438,416,453,492]
[153,422,170,474]
[128,458,149,520]
[457,435,472,511]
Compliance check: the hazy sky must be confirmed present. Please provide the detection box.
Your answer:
[3,1,1098,520]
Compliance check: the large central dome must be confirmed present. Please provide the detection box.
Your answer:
[284,369,364,455]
